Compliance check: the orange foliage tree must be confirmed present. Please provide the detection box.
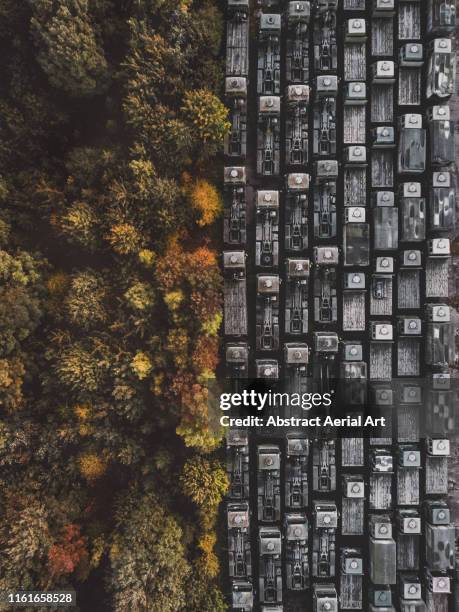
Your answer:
[47,525,88,578]
[189,179,222,227]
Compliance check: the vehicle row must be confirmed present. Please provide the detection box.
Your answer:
[227,435,453,503]
[224,167,456,253]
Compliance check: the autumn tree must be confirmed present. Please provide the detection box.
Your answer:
[47,524,89,579]
[182,89,230,149]
[189,178,222,227]
[106,222,143,255]
[78,452,107,483]
[181,456,228,512]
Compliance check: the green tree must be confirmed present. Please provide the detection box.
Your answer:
[186,571,228,612]
[0,250,45,356]
[107,489,190,612]
[0,286,43,355]
[182,89,230,146]
[54,341,107,395]
[0,497,51,591]
[0,357,25,411]
[65,271,107,330]
[29,0,109,97]
[181,457,228,510]
[59,202,100,251]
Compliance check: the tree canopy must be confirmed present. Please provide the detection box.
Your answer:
[0,0,227,608]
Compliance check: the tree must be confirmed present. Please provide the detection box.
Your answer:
[65,271,107,330]
[0,497,51,591]
[107,489,190,612]
[182,89,230,146]
[59,202,100,251]
[180,457,228,511]
[130,351,152,380]
[106,222,143,255]
[185,571,228,612]
[0,250,45,356]
[47,524,89,578]
[124,281,155,312]
[192,334,219,376]
[0,286,43,356]
[196,533,219,577]
[29,0,109,97]
[189,179,222,227]
[0,357,25,411]
[54,341,106,394]
[78,452,107,482]
[122,28,185,105]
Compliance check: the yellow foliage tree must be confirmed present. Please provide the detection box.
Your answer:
[138,248,156,267]
[180,457,228,510]
[201,311,222,337]
[190,180,222,227]
[182,89,230,144]
[74,404,91,420]
[164,289,184,313]
[131,352,153,380]
[78,452,107,482]
[106,223,143,255]
[74,404,94,437]
[196,533,219,578]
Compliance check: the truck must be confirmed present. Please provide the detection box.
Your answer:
[314,161,337,239]
[285,259,309,335]
[313,1,338,72]
[312,500,338,577]
[257,445,281,522]
[227,429,250,500]
[428,105,455,166]
[225,78,247,159]
[286,1,310,83]
[256,274,280,351]
[284,513,309,590]
[426,38,456,99]
[399,182,426,242]
[256,191,279,267]
[430,171,455,231]
[228,502,252,580]
[313,246,338,323]
[224,251,248,336]
[226,0,249,78]
[285,432,309,508]
[224,167,246,245]
[286,85,309,166]
[313,76,337,157]
[258,14,281,95]
[257,96,281,176]
[285,173,309,251]
[259,527,283,604]
[398,114,426,174]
